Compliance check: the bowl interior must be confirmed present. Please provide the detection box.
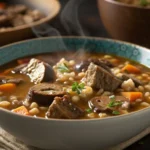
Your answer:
[0,0,61,30]
[0,0,61,46]
[105,0,150,8]
[0,36,150,67]
[0,37,150,150]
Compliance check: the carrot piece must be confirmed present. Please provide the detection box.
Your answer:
[12,106,29,116]
[0,3,6,9]
[121,92,143,102]
[0,83,16,92]
[3,68,13,75]
[121,64,141,74]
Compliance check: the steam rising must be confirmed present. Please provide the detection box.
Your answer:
[32,0,86,37]
[32,0,87,59]
[32,24,60,37]
[60,0,86,36]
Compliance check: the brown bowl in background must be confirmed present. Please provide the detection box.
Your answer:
[97,0,150,48]
[0,0,60,46]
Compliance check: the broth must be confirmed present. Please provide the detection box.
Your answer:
[0,51,150,119]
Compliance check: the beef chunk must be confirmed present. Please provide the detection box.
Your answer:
[46,95,84,119]
[0,76,23,85]
[12,63,27,73]
[89,96,130,113]
[27,83,65,105]
[21,58,55,84]
[121,74,142,87]
[11,15,25,27]
[0,15,11,27]
[26,10,44,21]
[75,58,113,72]
[83,63,122,91]
[2,78,23,84]
[6,5,27,15]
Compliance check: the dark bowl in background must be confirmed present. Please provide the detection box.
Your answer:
[97,0,150,48]
[0,0,60,46]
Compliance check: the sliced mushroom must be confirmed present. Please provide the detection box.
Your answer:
[27,83,65,105]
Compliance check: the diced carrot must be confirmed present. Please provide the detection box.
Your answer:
[121,64,141,74]
[121,92,143,102]
[110,58,120,64]
[0,83,16,92]
[3,68,13,75]
[12,106,29,116]
[0,3,6,9]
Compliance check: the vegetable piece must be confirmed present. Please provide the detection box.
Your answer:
[12,106,29,116]
[57,63,70,73]
[0,83,16,92]
[86,108,93,113]
[3,68,13,75]
[0,68,13,76]
[72,82,85,94]
[107,95,122,108]
[140,0,149,6]
[112,110,120,115]
[121,92,143,102]
[0,2,5,9]
[121,64,141,74]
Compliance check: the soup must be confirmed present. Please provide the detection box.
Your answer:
[0,51,150,119]
[114,0,150,6]
[0,2,45,31]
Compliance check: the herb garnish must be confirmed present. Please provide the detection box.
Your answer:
[140,0,150,6]
[72,82,85,94]
[107,95,122,108]
[57,63,70,73]
[86,108,93,113]
[112,110,120,115]
[138,141,144,145]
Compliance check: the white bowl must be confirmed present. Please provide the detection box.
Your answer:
[0,37,150,150]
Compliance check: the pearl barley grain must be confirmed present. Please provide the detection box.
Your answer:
[29,108,39,115]
[0,101,10,108]
[72,96,80,102]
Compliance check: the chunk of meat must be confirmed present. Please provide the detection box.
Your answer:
[1,77,23,85]
[6,4,27,15]
[12,63,27,73]
[0,15,11,27]
[0,76,23,85]
[46,95,84,119]
[89,96,130,113]
[121,74,142,87]
[26,10,44,21]
[27,83,65,105]
[83,63,122,91]
[11,14,25,27]
[75,58,113,72]
[20,58,55,84]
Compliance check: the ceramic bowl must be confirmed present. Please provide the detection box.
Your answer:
[0,0,60,46]
[97,0,150,48]
[0,37,150,150]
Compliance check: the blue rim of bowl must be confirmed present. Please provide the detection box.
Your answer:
[105,0,150,9]
[0,36,150,122]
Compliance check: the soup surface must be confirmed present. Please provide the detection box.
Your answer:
[0,51,150,119]
[114,0,150,6]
